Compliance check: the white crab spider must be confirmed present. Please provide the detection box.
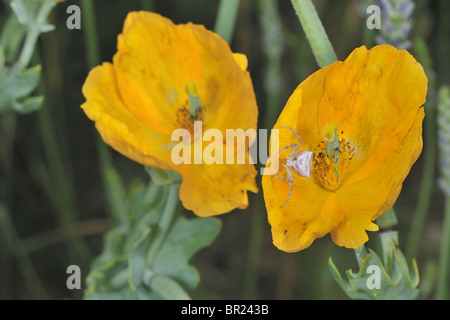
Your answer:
[268,126,313,207]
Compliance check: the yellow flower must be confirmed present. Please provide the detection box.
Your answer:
[81,12,258,217]
[262,45,427,252]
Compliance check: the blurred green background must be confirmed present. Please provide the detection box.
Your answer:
[0,0,448,300]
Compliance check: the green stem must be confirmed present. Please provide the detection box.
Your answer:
[405,38,437,260]
[146,184,181,266]
[37,81,93,267]
[438,0,450,85]
[143,180,163,208]
[436,196,450,299]
[80,0,112,164]
[139,0,155,12]
[214,0,240,43]
[376,209,399,230]
[354,245,369,269]
[376,209,399,270]
[17,0,56,67]
[243,0,284,299]
[405,103,436,258]
[362,20,375,48]
[290,0,337,68]
[258,0,284,128]
[0,112,17,207]
[81,0,100,69]
[243,194,264,299]
[379,231,399,269]
[33,16,92,267]
[0,13,27,63]
[80,0,116,218]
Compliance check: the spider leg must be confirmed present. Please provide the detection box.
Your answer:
[281,183,293,208]
[267,143,298,162]
[288,143,301,159]
[268,165,289,182]
[280,165,294,208]
[281,126,302,145]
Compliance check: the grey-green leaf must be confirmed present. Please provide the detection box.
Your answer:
[153,215,222,290]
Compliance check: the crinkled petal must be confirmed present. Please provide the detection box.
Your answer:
[82,63,173,170]
[262,170,342,252]
[114,11,257,137]
[82,12,259,217]
[263,45,427,252]
[179,161,258,217]
[331,107,424,248]
[313,45,427,184]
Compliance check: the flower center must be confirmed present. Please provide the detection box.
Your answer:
[176,79,205,136]
[185,79,201,118]
[312,124,355,191]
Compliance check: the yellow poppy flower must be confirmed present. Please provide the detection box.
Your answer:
[262,45,427,252]
[81,12,258,217]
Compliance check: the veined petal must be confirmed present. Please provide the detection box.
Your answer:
[81,12,259,217]
[114,12,202,135]
[312,45,427,184]
[262,170,342,252]
[233,53,248,71]
[179,161,258,217]
[114,12,257,137]
[262,45,427,252]
[82,63,173,170]
[331,107,424,248]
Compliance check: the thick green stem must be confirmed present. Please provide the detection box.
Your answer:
[290,0,337,68]
[376,209,399,230]
[81,0,100,69]
[139,0,155,12]
[436,197,450,299]
[379,231,399,269]
[17,0,56,67]
[146,184,181,266]
[376,209,399,270]
[214,0,240,43]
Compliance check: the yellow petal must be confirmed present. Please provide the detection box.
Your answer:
[331,107,424,248]
[179,161,258,217]
[114,12,201,135]
[262,170,342,252]
[233,53,248,72]
[263,45,427,252]
[114,12,257,137]
[81,12,259,217]
[82,63,173,170]
[314,45,427,184]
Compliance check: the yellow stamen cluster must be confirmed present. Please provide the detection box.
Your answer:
[312,132,355,191]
